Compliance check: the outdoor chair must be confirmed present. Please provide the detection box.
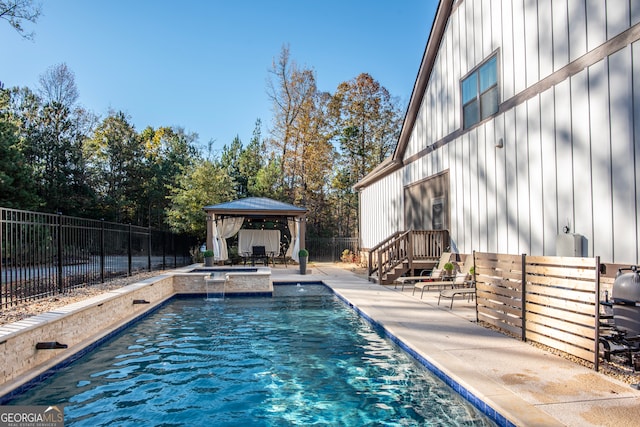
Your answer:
[273,247,289,267]
[438,280,476,309]
[250,245,269,266]
[413,255,474,299]
[414,270,470,298]
[395,252,452,290]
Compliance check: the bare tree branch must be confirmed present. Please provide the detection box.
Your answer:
[0,0,41,40]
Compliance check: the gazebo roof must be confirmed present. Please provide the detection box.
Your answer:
[203,197,307,217]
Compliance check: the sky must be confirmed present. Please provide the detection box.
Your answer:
[1,1,438,155]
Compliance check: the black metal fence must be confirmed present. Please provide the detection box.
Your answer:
[305,237,359,262]
[1,207,196,309]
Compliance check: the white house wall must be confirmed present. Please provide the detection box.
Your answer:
[359,169,404,249]
[359,0,640,264]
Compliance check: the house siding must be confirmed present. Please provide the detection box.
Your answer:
[358,0,640,264]
[359,169,404,249]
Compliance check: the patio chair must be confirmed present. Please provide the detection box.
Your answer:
[413,255,474,298]
[395,252,452,290]
[436,255,476,308]
[273,247,289,267]
[250,245,269,266]
[438,281,476,309]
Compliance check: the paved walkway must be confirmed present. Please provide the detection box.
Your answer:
[271,263,640,427]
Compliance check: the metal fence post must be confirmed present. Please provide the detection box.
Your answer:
[521,253,527,342]
[100,219,105,283]
[162,231,166,270]
[0,208,3,302]
[57,213,63,293]
[147,226,152,272]
[594,255,601,371]
[172,234,176,268]
[128,224,132,276]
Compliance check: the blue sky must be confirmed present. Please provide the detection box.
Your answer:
[1,1,438,154]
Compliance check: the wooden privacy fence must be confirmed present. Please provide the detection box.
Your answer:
[474,252,602,370]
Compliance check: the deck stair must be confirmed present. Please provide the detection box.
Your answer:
[367,230,450,285]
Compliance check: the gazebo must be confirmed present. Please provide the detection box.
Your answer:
[203,197,307,263]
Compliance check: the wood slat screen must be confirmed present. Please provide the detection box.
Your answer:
[474,252,600,368]
[524,256,599,364]
[475,252,524,339]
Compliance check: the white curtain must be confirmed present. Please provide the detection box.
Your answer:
[286,218,300,262]
[237,230,280,254]
[211,217,221,260]
[214,217,244,260]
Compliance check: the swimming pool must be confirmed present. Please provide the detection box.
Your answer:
[6,284,496,426]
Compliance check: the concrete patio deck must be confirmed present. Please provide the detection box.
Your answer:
[272,262,640,427]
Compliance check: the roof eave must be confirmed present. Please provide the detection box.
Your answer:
[354,0,454,190]
[203,208,307,217]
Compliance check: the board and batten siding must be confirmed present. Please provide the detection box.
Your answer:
[359,0,640,264]
[359,169,404,249]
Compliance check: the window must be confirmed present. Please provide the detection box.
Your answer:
[461,55,498,129]
[431,197,444,230]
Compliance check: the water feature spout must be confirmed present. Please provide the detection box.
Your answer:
[36,342,68,350]
[205,272,226,300]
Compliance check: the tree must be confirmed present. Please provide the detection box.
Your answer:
[291,89,335,237]
[219,135,245,198]
[328,73,403,236]
[165,160,235,236]
[266,45,316,193]
[239,119,266,197]
[266,46,337,236]
[251,153,282,199]
[10,66,96,216]
[83,111,141,222]
[329,73,402,180]
[38,63,79,106]
[138,126,198,227]
[0,0,41,39]
[0,87,39,208]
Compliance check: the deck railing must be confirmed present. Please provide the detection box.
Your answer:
[367,230,450,283]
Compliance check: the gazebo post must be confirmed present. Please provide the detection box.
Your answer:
[299,215,306,252]
[206,214,214,251]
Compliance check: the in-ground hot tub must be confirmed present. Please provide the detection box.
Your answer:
[174,265,273,297]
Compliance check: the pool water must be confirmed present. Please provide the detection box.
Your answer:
[8,284,496,426]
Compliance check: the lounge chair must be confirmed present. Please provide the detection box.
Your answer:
[436,255,475,308]
[395,252,452,290]
[414,270,470,298]
[395,267,444,290]
[413,255,473,298]
[438,284,476,309]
